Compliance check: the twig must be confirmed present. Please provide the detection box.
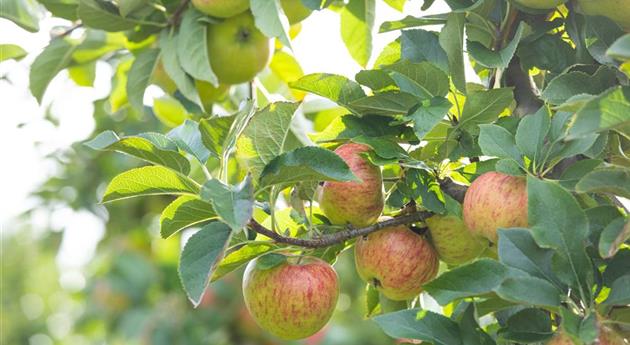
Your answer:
[169,0,191,26]
[247,211,433,249]
[439,178,468,203]
[53,23,83,38]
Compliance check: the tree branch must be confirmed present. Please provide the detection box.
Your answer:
[439,178,468,203]
[168,0,191,27]
[247,211,433,249]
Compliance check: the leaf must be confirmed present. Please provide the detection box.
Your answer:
[518,34,575,74]
[499,308,553,343]
[250,0,291,48]
[126,48,160,110]
[212,242,275,281]
[478,124,523,166]
[400,29,449,72]
[497,229,558,286]
[160,196,216,239]
[382,0,405,11]
[542,66,618,105]
[85,130,190,174]
[168,120,212,164]
[576,166,630,198]
[365,284,380,317]
[380,14,446,33]
[0,0,40,32]
[457,88,514,131]
[78,0,137,32]
[558,159,603,190]
[385,60,449,98]
[354,69,395,91]
[598,217,629,259]
[309,114,410,143]
[200,177,254,231]
[349,91,418,116]
[607,33,630,60]
[603,275,630,306]
[340,0,375,67]
[290,73,366,112]
[0,44,27,62]
[102,166,200,203]
[423,259,507,305]
[495,276,561,308]
[118,0,145,17]
[236,102,302,179]
[178,222,232,306]
[567,86,630,140]
[38,0,79,20]
[159,31,200,104]
[199,116,234,159]
[373,309,463,345]
[515,106,551,164]
[29,39,77,103]
[259,146,358,187]
[468,23,524,69]
[177,8,218,85]
[406,97,451,140]
[439,12,466,93]
[584,16,624,65]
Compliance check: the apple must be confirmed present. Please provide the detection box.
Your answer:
[354,222,439,301]
[195,80,229,111]
[207,11,272,84]
[281,0,313,25]
[151,59,177,94]
[463,172,528,243]
[513,0,567,9]
[317,143,384,228]
[577,0,630,31]
[242,255,339,340]
[191,0,249,18]
[425,215,488,266]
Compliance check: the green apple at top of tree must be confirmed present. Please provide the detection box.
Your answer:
[242,255,339,340]
[354,222,439,301]
[317,142,384,228]
[463,171,528,243]
[425,215,488,266]
[207,11,272,84]
[192,0,249,18]
[577,0,630,31]
[513,0,567,9]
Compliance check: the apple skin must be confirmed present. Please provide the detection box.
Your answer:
[513,0,567,9]
[207,11,272,84]
[317,143,384,228]
[354,223,439,301]
[281,0,313,24]
[242,256,339,340]
[577,0,630,31]
[195,80,228,111]
[463,172,528,243]
[191,0,249,18]
[425,215,488,266]
[151,60,177,94]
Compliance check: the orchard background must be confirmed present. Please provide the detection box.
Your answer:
[1,0,630,344]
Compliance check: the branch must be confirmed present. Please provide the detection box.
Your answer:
[168,0,191,26]
[439,178,468,203]
[247,211,433,249]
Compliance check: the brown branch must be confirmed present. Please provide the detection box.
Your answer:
[53,23,83,39]
[247,211,433,249]
[168,0,191,27]
[439,178,468,203]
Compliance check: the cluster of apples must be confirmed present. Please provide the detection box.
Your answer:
[514,0,630,30]
[241,143,532,340]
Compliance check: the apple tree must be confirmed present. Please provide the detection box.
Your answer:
[5,0,630,343]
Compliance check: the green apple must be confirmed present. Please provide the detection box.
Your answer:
[513,0,567,9]
[317,143,384,228]
[242,256,339,340]
[354,223,439,301]
[578,0,630,31]
[281,0,313,24]
[151,59,177,94]
[425,215,488,266]
[195,80,229,111]
[463,172,528,243]
[191,0,249,18]
[207,11,272,84]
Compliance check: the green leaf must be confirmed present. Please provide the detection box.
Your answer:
[118,0,145,17]
[456,88,514,131]
[382,0,405,11]
[0,0,40,32]
[199,116,234,159]
[290,73,366,112]
[607,33,630,60]
[200,177,254,231]
[168,119,211,164]
[178,222,232,307]
[340,0,375,67]
[495,276,561,308]
[584,16,624,65]
[159,31,200,105]
[250,0,291,48]
[567,86,630,140]
[354,69,395,91]
[126,48,160,110]
[160,196,216,239]
[439,12,466,93]
[102,166,200,203]
[497,229,559,286]
[353,135,409,160]
[406,97,451,140]
[68,62,96,86]
[598,217,629,259]
[423,259,507,305]
[515,106,551,164]
[349,91,417,116]
[29,39,77,103]
[212,242,275,281]
[576,166,630,198]
[85,130,191,174]
[309,114,409,143]
[259,146,358,187]
[603,275,630,306]
[380,14,446,33]
[518,34,575,74]
[38,0,78,20]
[478,124,523,166]
[558,159,603,190]
[499,308,553,343]
[221,101,256,174]
[542,66,618,105]
[77,0,137,31]
[373,309,463,345]
[385,60,449,98]
[468,23,524,69]
[365,284,380,317]
[177,8,218,85]
[400,29,449,72]
[0,44,27,62]
[236,102,302,179]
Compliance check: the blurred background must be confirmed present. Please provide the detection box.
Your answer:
[0,1,461,344]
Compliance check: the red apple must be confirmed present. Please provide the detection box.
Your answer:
[242,256,339,340]
[354,223,439,301]
[463,172,528,243]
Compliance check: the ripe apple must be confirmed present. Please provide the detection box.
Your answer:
[242,256,339,340]
[317,143,384,228]
[513,0,567,9]
[425,215,488,266]
[463,172,528,243]
[206,11,272,84]
[191,0,249,18]
[354,223,439,301]
[577,0,630,31]
[195,80,229,111]
[281,0,313,24]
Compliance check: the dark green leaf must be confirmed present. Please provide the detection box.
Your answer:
[177,8,218,85]
[456,88,514,131]
[29,39,77,103]
[499,308,553,343]
[607,33,630,60]
[78,0,138,31]
[385,60,449,98]
[576,166,630,198]
[400,29,449,72]
[373,309,463,345]
[515,106,551,164]
[159,31,200,104]
[598,217,629,259]
[478,124,523,166]
[439,12,466,93]
[126,48,160,110]
[290,73,366,112]
[468,23,524,69]
[604,274,630,306]
[568,86,630,140]
[349,91,417,116]
[498,229,559,287]
[495,276,561,308]
[406,97,451,140]
[542,66,618,105]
